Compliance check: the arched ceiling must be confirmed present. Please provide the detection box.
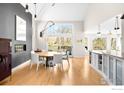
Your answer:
[21,3,89,21]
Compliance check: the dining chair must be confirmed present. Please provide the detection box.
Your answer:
[30,51,46,72]
[49,54,63,70]
[62,50,70,66]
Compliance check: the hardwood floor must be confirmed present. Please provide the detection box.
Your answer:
[0,56,108,85]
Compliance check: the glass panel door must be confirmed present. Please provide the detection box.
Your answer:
[60,37,72,55]
[47,37,60,51]
[47,36,72,56]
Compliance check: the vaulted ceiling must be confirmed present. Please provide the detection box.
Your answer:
[21,3,89,21]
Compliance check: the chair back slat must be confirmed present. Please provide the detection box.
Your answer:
[53,54,63,64]
[31,52,39,63]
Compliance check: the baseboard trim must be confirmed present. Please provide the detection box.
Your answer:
[12,60,31,73]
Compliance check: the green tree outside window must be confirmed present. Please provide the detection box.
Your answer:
[93,38,106,50]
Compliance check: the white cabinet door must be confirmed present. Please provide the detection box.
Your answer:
[98,54,102,71]
[109,56,114,84]
[91,53,94,65]
[103,54,108,76]
[91,53,98,68]
[116,59,123,85]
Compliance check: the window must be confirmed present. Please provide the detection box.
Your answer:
[45,23,72,35]
[47,37,72,52]
[46,23,72,53]
[47,37,60,51]
[60,37,71,51]
[82,37,88,46]
[93,38,106,50]
[111,38,116,50]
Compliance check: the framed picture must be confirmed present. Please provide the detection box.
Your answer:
[15,15,26,41]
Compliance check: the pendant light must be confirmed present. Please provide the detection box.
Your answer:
[114,16,120,30]
[116,16,120,30]
[25,4,29,13]
[97,24,101,37]
[34,3,37,19]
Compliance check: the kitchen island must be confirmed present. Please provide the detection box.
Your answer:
[89,50,124,85]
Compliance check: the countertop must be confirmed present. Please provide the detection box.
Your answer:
[91,50,124,59]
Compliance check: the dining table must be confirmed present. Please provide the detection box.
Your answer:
[36,51,62,67]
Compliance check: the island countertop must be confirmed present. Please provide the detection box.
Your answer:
[90,50,124,59]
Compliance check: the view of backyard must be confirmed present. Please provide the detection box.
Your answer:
[93,38,106,50]
[47,37,71,52]
[46,23,72,52]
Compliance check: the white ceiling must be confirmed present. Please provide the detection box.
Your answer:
[21,3,89,21]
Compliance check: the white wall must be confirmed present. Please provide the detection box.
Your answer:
[121,20,124,55]
[84,3,124,33]
[85,33,121,50]
[32,19,37,50]
[38,3,89,21]
[72,32,86,57]
[34,21,48,50]
[84,3,124,55]
[34,21,86,57]
[32,3,124,57]
[72,22,85,57]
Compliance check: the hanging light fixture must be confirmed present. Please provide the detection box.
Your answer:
[34,3,37,19]
[97,24,101,37]
[40,20,55,37]
[25,4,29,13]
[114,16,120,30]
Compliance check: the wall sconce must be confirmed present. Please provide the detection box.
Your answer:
[40,32,43,37]
[40,21,55,37]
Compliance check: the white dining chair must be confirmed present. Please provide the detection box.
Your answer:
[30,51,46,72]
[49,54,63,70]
[62,50,70,67]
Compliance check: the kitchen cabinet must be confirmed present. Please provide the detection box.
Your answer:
[109,56,115,84]
[116,59,123,85]
[0,38,12,81]
[90,51,124,85]
[103,54,109,76]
